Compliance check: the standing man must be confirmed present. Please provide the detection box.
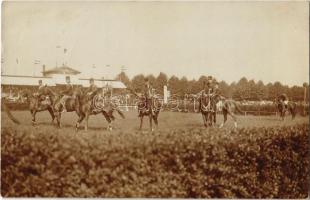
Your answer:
[59,76,74,112]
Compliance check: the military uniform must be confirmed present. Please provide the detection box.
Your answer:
[143,82,154,114]
[59,83,74,112]
[279,93,289,108]
[85,84,98,95]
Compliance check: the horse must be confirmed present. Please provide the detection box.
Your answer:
[137,96,162,131]
[198,93,216,127]
[74,88,125,131]
[212,94,244,128]
[20,89,56,125]
[52,87,82,128]
[275,99,297,120]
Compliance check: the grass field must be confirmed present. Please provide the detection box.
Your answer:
[1,110,309,198]
[1,110,308,133]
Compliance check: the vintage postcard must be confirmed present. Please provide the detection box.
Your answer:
[1,1,309,198]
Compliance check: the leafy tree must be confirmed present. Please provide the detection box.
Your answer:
[146,74,156,87]
[168,76,181,96]
[116,72,131,87]
[218,81,230,98]
[155,72,168,94]
[131,74,145,93]
[179,76,188,96]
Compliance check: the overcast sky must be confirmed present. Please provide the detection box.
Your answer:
[1,1,309,86]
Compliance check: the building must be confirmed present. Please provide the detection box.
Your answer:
[1,64,126,97]
[2,64,126,88]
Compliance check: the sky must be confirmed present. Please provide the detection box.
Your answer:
[1,1,309,86]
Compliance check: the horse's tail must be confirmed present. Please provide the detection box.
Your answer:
[3,103,20,124]
[116,108,125,119]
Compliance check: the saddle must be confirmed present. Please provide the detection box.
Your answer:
[38,95,52,106]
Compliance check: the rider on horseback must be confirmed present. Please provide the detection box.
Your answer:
[85,78,98,95]
[202,76,216,111]
[85,78,100,112]
[37,80,55,106]
[279,93,289,109]
[59,76,74,112]
[144,78,155,115]
[205,76,215,96]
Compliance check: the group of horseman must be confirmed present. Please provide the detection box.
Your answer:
[34,75,291,118]
[35,76,100,112]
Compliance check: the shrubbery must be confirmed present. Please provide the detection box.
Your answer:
[1,124,309,198]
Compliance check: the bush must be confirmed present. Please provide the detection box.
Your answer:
[1,124,309,198]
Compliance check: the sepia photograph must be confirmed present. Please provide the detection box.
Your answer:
[1,1,309,198]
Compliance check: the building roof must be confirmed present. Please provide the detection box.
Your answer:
[78,78,127,89]
[1,75,126,89]
[1,75,56,86]
[43,64,81,76]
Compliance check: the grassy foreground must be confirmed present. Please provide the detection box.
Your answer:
[1,122,309,198]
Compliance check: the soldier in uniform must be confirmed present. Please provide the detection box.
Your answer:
[279,93,289,109]
[143,78,154,115]
[59,76,74,112]
[85,78,98,95]
[35,80,45,105]
[38,80,53,104]
[205,76,215,95]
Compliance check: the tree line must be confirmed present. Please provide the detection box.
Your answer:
[117,72,309,101]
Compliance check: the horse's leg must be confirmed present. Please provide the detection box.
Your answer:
[202,113,208,127]
[213,112,216,125]
[31,110,36,126]
[149,114,153,132]
[152,113,158,130]
[290,107,296,120]
[139,115,143,130]
[208,112,213,126]
[47,107,55,124]
[76,112,85,132]
[84,113,89,131]
[55,111,62,128]
[219,109,228,128]
[102,111,112,131]
[228,111,238,128]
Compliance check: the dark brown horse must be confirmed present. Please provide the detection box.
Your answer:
[137,96,162,131]
[52,88,81,128]
[74,88,125,131]
[199,94,243,128]
[21,89,56,125]
[275,99,297,120]
[198,93,216,127]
